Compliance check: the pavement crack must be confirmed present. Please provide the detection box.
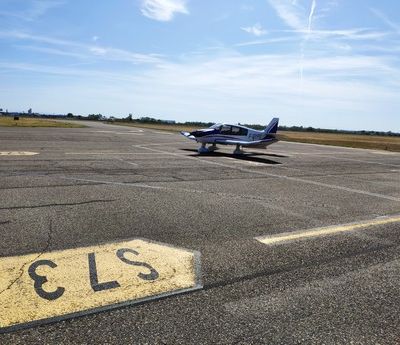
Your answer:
[0,219,54,296]
[0,199,115,211]
[0,183,104,191]
[0,220,11,225]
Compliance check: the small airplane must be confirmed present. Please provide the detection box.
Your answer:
[181,117,279,154]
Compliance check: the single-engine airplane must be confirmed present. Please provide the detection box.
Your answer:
[181,117,279,154]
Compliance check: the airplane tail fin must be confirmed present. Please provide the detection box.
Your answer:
[264,117,279,134]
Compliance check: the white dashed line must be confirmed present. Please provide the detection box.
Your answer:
[136,146,400,202]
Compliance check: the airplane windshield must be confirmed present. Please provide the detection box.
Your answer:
[209,123,222,129]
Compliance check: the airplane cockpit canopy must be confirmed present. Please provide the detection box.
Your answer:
[209,123,222,129]
[209,123,248,136]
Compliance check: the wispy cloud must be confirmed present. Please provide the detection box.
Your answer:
[140,0,188,21]
[370,7,400,35]
[289,28,388,40]
[268,1,388,41]
[0,31,163,65]
[241,23,267,37]
[234,28,387,48]
[267,1,390,84]
[0,0,65,21]
[14,45,88,59]
[267,0,305,31]
[2,50,398,130]
[235,36,296,47]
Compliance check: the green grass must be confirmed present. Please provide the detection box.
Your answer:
[109,121,400,152]
[0,117,86,128]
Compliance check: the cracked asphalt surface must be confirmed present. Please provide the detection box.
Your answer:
[0,121,400,344]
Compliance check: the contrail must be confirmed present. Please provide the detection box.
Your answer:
[300,0,317,82]
[307,0,316,34]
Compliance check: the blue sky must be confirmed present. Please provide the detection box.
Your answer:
[0,0,399,131]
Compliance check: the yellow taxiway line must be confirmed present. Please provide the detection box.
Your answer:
[256,214,400,245]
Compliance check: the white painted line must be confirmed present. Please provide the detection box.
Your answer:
[136,146,400,202]
[49,175,306,214]
[56,176,164,190]
[149,131,175,135]
[280,140,370,152]
[132,142,184,147]
[117,133,143,135]
[116,158,138,166]
[95,130,144,134]
[256,214,400,245]
[371,151,398,155]
[322,155,400,168]
[0,152,38,156]
[223,157,263,166]
[281,140,400,154]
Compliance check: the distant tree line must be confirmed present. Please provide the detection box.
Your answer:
[276,125,400,137]
[1,110,398,136]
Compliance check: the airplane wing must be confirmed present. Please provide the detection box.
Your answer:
[180,131,196,140]
[215,138,277,147]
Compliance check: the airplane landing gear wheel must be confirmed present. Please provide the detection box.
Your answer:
[233,144,244,155]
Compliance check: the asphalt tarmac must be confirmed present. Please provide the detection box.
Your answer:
[0,121,399,344]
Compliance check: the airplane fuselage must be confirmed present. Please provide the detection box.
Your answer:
[181,118,279,154]
[188,124,274,144]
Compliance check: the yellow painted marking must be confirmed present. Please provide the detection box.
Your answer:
[0,151,38,156]
[0,239,201,332]
[65,152,149,155]
[256,215,400,245]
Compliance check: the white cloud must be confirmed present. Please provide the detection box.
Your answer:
[235,36,296,47]
[0,0,65,21]
[2,50,399,130]
[267,0,305,31]
[0,31,163,64]
[14,45,88,59]
[140,0,188,21]
[289,28,388,40]
[241,23,267,37]
[89,46,107,55]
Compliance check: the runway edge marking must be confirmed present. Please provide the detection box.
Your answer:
[255,214,400,245]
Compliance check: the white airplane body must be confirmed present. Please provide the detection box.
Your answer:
[181,118,279,154]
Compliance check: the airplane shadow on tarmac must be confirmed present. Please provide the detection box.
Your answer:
[180,149,284,165]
